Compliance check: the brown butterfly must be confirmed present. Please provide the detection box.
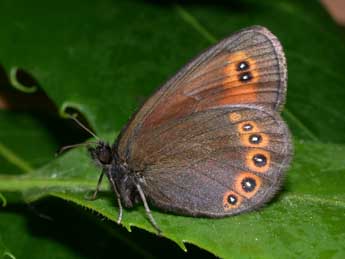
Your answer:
[87,25,293,233]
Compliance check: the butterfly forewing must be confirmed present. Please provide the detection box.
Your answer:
[116,26,287,162]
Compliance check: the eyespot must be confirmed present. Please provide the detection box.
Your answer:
[246,149,271,173]
[237,61,249,71]
[249,134,262,144]
[223,191,243,211]
[240,133,269,148]
[253,154,267,167]
[243,123,253,131]
[234,172,262,198]
[242,177,256,192]
[238,121,259,133]
[224,51,248,74]
[223,51,258,85]
[228,194,238,205]
[239,72,253,82]
[228,112,242,122]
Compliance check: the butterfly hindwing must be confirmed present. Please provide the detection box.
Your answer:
[131,106,292,216]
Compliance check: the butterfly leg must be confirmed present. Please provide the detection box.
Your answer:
[107,171,123,224]
[85,170,104,201]
[135,183,161,234]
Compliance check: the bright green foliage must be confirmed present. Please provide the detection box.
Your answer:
[0,0,345,258]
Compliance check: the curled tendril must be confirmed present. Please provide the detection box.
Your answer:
[0,193,7,207]
[3,251,16,259]
[9,67,38,93]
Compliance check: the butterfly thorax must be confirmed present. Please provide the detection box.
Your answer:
[88,141,140,208]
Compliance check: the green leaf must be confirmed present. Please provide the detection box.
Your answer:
[1,0,345,258]
[0,202,184,259]
[0,208,82,259]
[0,202,214,258]
[0,141,345,258]
[0,109,88,175]
[0,111,56,174]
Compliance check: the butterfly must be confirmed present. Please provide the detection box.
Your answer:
[87,25,293,233]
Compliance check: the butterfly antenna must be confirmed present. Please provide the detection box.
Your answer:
[68,114,100,141]
[56,141,99,156]
[56,114,101,156]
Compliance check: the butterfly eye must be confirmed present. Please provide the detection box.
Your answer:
[97,145,113,164]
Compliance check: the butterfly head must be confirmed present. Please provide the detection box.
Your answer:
[88,141,116,168]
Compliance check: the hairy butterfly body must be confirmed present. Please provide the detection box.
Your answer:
[88,26,292,233]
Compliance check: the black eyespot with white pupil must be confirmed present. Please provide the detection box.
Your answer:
[252,154,267,167]
[237,61,249,71]
[241,177,257,192]
[227,194,238,205]
[249,134,262,144]
[239,72,253,82]
[243,123,253,131]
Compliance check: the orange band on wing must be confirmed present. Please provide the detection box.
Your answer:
[219,51,259,105]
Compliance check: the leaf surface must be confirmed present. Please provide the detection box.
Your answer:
[1,0,345,258]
